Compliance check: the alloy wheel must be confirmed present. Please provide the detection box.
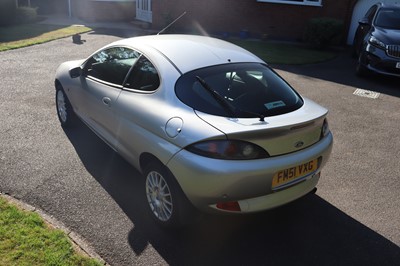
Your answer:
[56,90,67,123]
[146,170,173,222]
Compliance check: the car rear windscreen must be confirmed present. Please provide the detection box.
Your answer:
[175,63,303,118]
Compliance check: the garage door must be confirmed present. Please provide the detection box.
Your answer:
[347,0,400,44]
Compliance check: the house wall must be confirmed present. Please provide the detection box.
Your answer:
[31,0,69,15]
[152,0,357,41]
[72,0,136,22]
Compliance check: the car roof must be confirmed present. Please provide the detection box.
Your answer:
[110,34,264,74]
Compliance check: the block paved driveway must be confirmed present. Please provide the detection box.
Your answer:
[0,31,399,265]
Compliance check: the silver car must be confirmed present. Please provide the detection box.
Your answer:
[55,35,333,227]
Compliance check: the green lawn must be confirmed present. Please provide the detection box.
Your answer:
[230,39,337,65]
[0,24,92,52]
[0,196,102,266]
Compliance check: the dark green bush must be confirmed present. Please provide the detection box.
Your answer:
[303,17,344,49]
[32,0,54,15]
[16,7,38,24]
[0,0,17,26]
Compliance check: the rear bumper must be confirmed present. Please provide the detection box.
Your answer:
[167,132,333,213]
[212,171,320,213]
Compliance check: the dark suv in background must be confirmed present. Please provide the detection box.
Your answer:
[353,3,400,77]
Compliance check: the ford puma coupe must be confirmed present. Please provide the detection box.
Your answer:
[55,35,333,227]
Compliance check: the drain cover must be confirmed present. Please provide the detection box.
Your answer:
[353,89,380,99]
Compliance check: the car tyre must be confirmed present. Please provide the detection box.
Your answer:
[356,53,369,77]
[144,162,195,227]
[56,84,77,127]
[351,46,358,59]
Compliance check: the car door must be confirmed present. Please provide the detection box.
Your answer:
[113,55,162,165]
[80,47,140,147]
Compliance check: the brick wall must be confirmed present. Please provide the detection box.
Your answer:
[152,0,355,41]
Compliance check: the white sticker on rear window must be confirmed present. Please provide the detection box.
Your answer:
[265,101,286,110]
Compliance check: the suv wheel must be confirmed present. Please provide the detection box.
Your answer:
[356,53,369,77]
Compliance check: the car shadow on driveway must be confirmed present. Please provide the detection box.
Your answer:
[272,50,400,99]
[64,120,400,266]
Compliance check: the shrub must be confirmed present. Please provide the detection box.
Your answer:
[16,7,38,24]
[303,17,344,49]
[33,0,54,15]
[0,0,17,26]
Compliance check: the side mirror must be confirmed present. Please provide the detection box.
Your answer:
[358,18,370,26]
[69,67,82,78]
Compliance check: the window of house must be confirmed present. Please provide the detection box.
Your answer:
[84,47,140,86]
[257,0,322,7]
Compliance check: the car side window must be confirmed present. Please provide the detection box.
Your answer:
[365,5,378,24]
[124,56,160,92]
[83,47,140,86]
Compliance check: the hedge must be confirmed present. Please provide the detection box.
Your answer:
[16,7,38,24]
[303,17,344,49]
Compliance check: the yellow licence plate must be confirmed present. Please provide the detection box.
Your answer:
[272,159,318,190]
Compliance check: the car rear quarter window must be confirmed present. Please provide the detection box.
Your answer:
[124,56,160,92]
[175,63,303,118]
[83,47,140,85]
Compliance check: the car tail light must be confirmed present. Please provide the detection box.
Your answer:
[216,201,241,212]
[185,140,269,160]
[320,118,330,139]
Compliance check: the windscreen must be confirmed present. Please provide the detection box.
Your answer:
[375,9,400,30]
[175,63,303,118]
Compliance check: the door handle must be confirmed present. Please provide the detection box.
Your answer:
[102,97,111,106]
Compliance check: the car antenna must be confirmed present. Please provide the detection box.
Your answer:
[157,11,187,35]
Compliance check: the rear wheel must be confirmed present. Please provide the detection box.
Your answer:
[55,84,77,127]
[144,162,195,227]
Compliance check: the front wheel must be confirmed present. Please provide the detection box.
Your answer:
[144,162,195,227]
[55,84,76,127]
[356,53,369,77]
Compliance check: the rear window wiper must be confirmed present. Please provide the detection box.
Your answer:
[196,76,265,122]
[195,76,236,118]
[237,108,265,122]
